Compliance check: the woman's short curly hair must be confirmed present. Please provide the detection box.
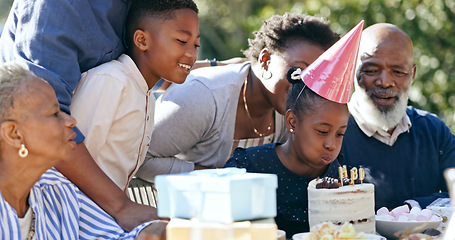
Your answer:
[242,13,339,63]
[0,62,38,122]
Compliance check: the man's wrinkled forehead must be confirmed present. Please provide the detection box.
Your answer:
[358,24,414,63]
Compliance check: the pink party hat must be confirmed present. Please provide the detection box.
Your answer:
[301,20,364,103]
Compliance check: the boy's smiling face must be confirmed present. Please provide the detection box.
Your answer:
[136,8,200,86]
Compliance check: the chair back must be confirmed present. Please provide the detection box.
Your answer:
[127,177,158,207]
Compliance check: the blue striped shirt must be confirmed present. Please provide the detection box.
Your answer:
[0,168,154,239]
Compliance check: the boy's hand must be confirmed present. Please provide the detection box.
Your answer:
[156,57,247,92]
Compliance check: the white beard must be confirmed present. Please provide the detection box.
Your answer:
[353,86,408,131]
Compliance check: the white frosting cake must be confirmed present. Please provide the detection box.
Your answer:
[307,178,376,234]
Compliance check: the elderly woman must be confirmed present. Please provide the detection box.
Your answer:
[0,62,165,239]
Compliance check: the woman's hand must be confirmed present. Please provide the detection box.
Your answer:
[115,200,160,231]
[136,221,168,240]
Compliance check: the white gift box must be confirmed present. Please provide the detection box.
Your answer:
[155,168,278,223]
[426,198,452,232]
[166,218,278,240]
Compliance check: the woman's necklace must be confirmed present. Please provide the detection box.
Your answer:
[26,209,35,240]
[242,74,273,137]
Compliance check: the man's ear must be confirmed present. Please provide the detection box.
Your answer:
[285,109,298,132]
[411,64,417,84]
[133,29,148,51]
[0,121,23,148]
[258,48,271,71]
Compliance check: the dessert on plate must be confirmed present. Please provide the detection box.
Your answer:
[293,221,384,240]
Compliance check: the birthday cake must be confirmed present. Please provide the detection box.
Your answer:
[307,171,376,234]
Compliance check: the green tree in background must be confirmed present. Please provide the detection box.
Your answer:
[1,0,455,131]
[0,0,13,23]
[196,0,455,131]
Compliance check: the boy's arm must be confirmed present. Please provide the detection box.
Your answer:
[55,142,158,231]
[192,57,247,69]
[154,57,247,92]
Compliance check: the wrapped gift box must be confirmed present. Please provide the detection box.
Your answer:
[426,198,452,232]
[166,218,278,240]
[155,168,277,223]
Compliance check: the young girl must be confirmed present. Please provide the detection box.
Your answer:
[224,80,349,237]
[224,20,364,238]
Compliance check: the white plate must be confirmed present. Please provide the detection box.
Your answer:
[292,232,386,240]
[375,216,442,239]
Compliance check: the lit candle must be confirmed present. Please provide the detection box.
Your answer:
[350,167,358,185]
[338,166,344,186]
[359,167,365,184]
[342,165,348,178]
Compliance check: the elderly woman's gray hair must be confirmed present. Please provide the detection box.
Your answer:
[0,62,39,121]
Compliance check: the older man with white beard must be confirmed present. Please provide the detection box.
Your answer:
[340,23,455,210]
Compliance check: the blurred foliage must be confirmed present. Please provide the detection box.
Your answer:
[1,0,455,131]
[195,0,455,132]
[0,0,13,23]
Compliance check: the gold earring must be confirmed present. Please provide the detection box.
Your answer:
[19,144,28,158]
